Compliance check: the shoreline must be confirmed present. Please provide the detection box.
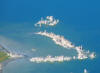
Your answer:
[0,58,16,73]
[0,56,24,73]
[0,44,25,73]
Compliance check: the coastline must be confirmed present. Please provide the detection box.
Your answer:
[0,56,24,73]
[0,44,24,73]
[0,58,17,73]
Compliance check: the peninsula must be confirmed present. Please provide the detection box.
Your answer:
[0,44,23,73]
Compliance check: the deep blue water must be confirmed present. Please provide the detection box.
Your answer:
[0,0,100,73]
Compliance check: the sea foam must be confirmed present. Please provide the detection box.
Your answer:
[84,69,88,73]
[31,16,96,63]
[35,31,95,60]
[7,53,23,58]
[35,16,59,27]
[30,55,76,63]
[35,31,75,48]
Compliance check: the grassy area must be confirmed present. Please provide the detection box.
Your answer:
[0,51,9,62]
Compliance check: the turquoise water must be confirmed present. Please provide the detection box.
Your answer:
[0,0,100,73]
[0,22,99,73]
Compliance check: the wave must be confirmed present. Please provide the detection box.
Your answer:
[34,16,59,27]
[35,31,75,48]
[35,31,96,60]
[7,53,23,58]
[84,69,88,73]
[30,55,75,63]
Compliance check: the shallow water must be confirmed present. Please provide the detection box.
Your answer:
[0,0,100,73]
[0,22,99,73]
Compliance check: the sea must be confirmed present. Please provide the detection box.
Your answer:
[0,0,100,73]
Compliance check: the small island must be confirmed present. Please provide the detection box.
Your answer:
[0,44,23,73]
[0,45,10,73]
[0,51,9,73]
[0,52,9,63]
